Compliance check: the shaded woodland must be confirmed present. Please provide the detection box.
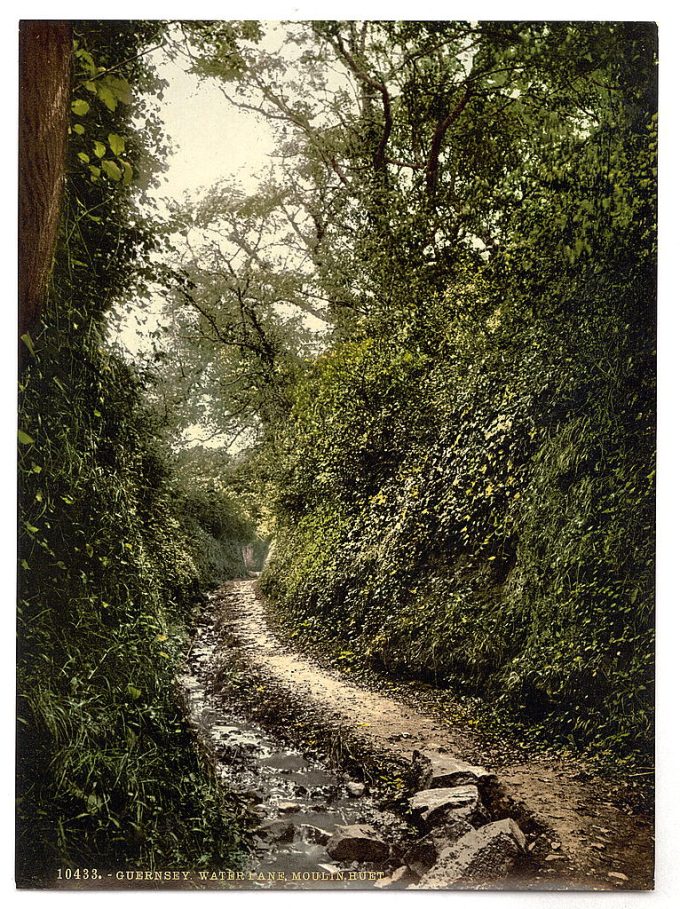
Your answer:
[18,20,656,880]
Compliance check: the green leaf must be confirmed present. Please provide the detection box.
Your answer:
[77,152,90,164]
[108,133,125,156]
[107,76,133,104]
[127,685,142,701]
[73,123,85,135]
[75,48,96,75]
[20,560,30,571]
[71,99,90,116]
[18,430,34,445]
[93,141,106,159]
[122,160,133,186]
[83,80,97,94]
[96,85,117,112]
[88,165,101,181]
[101,160,122,182]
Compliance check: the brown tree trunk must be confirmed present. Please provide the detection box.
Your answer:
[18,20,72,340]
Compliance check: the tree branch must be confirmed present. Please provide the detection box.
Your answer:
[426,83,473,198]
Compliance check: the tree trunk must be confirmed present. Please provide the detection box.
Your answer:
[18,20,72,340]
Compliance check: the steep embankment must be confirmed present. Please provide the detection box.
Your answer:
[210,579,653,891]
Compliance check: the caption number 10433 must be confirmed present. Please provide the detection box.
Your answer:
[56,868,102,881]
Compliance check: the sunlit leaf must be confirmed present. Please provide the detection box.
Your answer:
[97,84,117,111]
[71,99,90,116]
[101,160,122,181]
[108,133,125,156]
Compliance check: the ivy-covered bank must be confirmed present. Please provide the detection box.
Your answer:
[17,23,254,884]
[263,284,655,768]
[255,22,656,773]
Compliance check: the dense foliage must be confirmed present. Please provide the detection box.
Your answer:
[17,21,657,887]
[183,21,656,769]
[17,22,255,884]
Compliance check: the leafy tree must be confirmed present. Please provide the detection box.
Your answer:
[17,21,254,883]
[177,20,657,768]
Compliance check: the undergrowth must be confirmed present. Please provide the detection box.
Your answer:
[17,22,253,885]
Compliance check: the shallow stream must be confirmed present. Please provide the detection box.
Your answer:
[178,594,401,888]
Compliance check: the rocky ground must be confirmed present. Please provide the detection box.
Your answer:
[195,578,654,891]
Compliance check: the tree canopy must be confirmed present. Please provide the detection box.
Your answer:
[17,19,657,880]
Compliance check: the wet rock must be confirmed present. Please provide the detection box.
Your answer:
[300,824,332,845]
[408,785,486,829]
[326,824,390,863]
[258,818,296,844]
[374,865,419,889]
[417,819,526,889]
[347,781,365,798]
[413,751,495,789]
[277,801,301,813]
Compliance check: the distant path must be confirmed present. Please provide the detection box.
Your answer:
[213,579,653,891]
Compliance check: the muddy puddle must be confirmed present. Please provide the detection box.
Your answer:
[178,593,408,889]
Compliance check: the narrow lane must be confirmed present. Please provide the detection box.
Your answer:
[211,579,654,891]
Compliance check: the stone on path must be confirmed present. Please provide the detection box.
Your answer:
[326,824,390,863]
[417,818,526,889]
[346,781,365,798]
[408,785,486,828]
[374,865,419,889]
[413,750,496,789]
[608,871,629,882]
[431,818,476,851]
[403,837,437,878]
[404,818,475,877]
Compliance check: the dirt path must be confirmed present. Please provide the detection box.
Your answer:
[213,579,653,891]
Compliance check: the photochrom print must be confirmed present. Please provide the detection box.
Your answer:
[17,18,656,891]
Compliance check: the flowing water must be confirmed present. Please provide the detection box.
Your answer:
[178,594,403,889]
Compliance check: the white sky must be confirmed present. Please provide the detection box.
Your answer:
[115,32,282,449]
[145,42,276,202]
[123,25,329,450]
